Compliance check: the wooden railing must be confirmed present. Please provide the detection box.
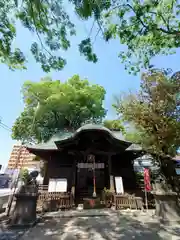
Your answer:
[114,194,143,210]
[38,184,48,192]
[37,185,144,211]
[37,185,74,212]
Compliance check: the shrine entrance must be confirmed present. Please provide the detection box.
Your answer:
[26,124,140,210]
[75,153,109,203]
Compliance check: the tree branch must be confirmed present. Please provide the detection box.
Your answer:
[88,20,95,38]
[29,0,54,57]
[108,3,180,36]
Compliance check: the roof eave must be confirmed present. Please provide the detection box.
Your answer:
[55,128,132,149]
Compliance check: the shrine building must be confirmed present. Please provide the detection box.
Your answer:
[26,124,143,203]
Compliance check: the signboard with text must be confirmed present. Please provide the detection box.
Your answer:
[77,163,104,169]
[115,176,124,194]
[48,178,67,192]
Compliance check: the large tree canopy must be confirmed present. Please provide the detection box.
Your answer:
[12,75,106,143]
[103,119,125,133]
[113,68,180,157]
[0,0,97,72]
[1,0,180,73]
[100,0,180,74]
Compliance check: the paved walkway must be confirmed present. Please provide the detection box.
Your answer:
[20,210,180,240]
[0,228,26,240]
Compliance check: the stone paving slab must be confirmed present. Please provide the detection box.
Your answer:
[43,209,117,218]
[21,210,180,240]
[0,229,26,240]
[43,209,156,218]
[0,211,30,240]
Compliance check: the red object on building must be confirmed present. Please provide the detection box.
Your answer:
[144,168,151,192]
[89,199,95,207]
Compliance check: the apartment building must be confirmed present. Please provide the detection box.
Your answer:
[7,145,39,169]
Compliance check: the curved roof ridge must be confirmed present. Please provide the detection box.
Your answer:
[76,123,112,133]
[54,123,131,148]
[26,123,134,151]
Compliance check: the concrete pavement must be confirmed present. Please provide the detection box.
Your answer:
[20,210,180,240]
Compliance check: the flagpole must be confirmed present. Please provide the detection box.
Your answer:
[144,189,148,211]
[92,155,96,198]
[144,168,151,212]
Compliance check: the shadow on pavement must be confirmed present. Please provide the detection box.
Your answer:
[20,211,180,240]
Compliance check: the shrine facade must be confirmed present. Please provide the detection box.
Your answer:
[26,124,142,203]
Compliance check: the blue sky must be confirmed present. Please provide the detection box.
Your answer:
[0,9,180,168]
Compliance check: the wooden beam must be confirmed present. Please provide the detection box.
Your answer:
[68,150,123,156]
[108,154,115,192]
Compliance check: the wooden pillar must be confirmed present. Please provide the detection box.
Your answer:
[42,160,48,185]
[71,158,76,198]
[108,154,115,192]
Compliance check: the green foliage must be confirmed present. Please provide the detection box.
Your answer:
[125,131,142,144]
[79,38,98,63]
[103,187,113,196]
[113,68,180,157]
[12,75,106,142]
[74,0,180,74]
[19,168,29,184]
[103,119,125,133]
[0,0,99,72]
[2,1,179,72]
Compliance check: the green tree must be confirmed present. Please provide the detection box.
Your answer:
[0,0,97,72]
[113,69,180,219]
[103,119,125,133]
[74,0,180,74]
[12,75,106,142]
[2,1,180,73]
[113,68,180,157]
[19,168,29,184]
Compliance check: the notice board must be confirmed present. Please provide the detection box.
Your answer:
[115,176,124,194]
[48,178,67,192]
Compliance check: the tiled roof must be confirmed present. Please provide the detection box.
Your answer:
[26,124,135,151]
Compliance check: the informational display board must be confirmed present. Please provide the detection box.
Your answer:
[55,178,67,192]
[48,179,56,192]
[115,176,124,194]
[48,178,67,192]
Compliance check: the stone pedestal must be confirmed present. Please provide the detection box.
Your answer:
[10,185,39,227]
[152,191,180,222]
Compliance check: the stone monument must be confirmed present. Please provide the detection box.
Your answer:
[152,179,180,222]
[10,170,39,227]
